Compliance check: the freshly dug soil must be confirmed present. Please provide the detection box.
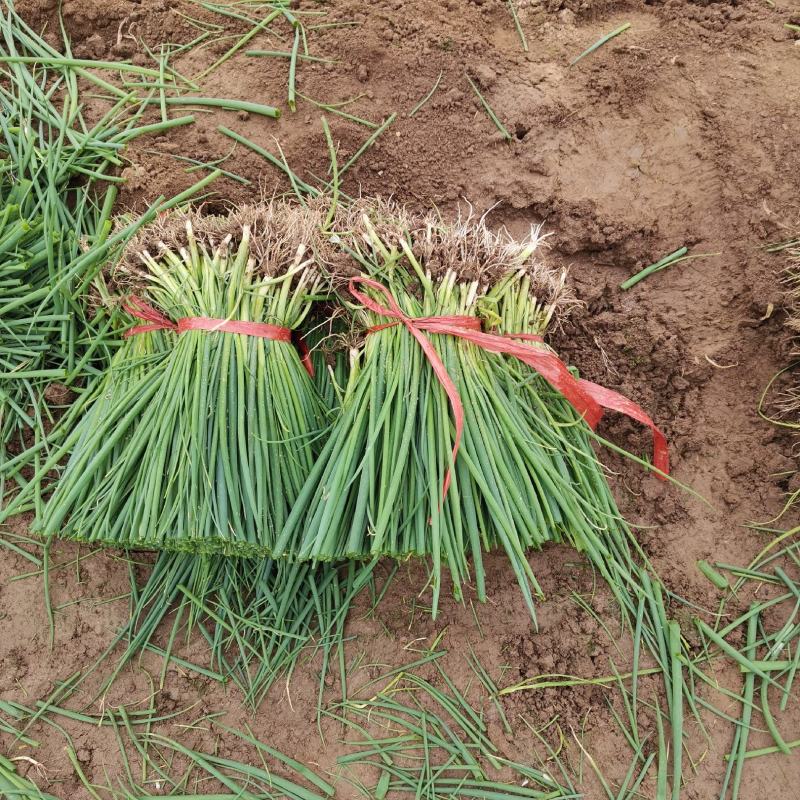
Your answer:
[2,0,800,797]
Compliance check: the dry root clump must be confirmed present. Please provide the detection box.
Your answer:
[329,197,577,322]
[109,196,576,325]
[115,198,332,285]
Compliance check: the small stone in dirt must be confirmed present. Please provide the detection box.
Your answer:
[672,376,690,392]
[558,9,576,26]
[442,87,464,106]
[64,1,98,22]
[43,382,73,404]
[120,164,147,187]
[81,33,106,59]
[76,748,92,764]
[356,64,369,82]
[111,40,136,59]
[641,480,666,502]
[726,456,750,478]
[472,63,496,89]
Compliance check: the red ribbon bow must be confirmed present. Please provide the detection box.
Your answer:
[122,297,314,377]
[350,277,668,500]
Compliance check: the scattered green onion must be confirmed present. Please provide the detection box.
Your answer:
[570,23,631,67]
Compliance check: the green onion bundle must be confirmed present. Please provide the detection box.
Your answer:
[0,0,196,496]
[36,204,330,556]
[0,185,56,457]
[14,204,380,707]
[0,71,118,477]
[274,204,653,622]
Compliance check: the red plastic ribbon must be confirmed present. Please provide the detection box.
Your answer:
[122,297,314,377]
[351,277,668,499]
[508,333,668,476]
[292,332,315,379]
[176,316,292,341]
[122,296,177,337]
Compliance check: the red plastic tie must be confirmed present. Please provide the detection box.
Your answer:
[122,297,314,377]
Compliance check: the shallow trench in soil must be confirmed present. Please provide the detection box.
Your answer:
[2,0,800,797]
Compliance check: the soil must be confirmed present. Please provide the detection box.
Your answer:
[3,0,800,798]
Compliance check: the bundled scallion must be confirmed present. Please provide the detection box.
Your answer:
[17,204,380,707]
[35,203,330,556]
[275,202,663,624]
[0,187,57,457]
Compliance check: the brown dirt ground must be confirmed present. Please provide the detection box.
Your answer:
[2,0,800,797]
